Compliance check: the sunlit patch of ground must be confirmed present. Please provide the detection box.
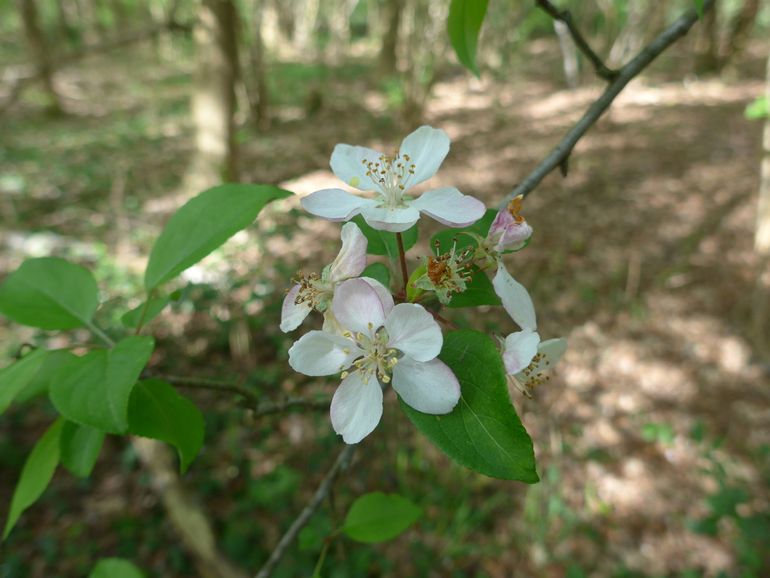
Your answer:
[1,36,769,578]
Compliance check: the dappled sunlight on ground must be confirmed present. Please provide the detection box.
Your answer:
[1,36,769,578]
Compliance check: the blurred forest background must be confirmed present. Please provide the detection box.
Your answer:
[1,0,770,577]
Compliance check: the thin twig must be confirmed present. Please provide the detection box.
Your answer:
[161,374,260,404]
[133,290,155,336]
[396,232,409,297]
[164,374,330,416]
[502,0,715,206]
[535,0,618,80]
[254,444,357,578]
[85,320,116,347]
[253,397,330,417]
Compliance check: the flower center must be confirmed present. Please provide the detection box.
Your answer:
[341,326,399,384]
[362,152,416,208]
[292,273,332,311]
[511,352,551,397]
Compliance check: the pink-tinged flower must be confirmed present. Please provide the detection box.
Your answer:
[486,195,533,252]
[301,126,486,233]
[288,278,460,443]
[492,264,566,396]
[280,222,368,332]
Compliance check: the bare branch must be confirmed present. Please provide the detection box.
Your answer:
[535,0,618,81]
[160,374,260,404]
[164,374,330,417]
[253,397,330,417]
[254,444,357,578]
[502,0,715,206]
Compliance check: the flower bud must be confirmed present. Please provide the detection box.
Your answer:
[487,195,533,252]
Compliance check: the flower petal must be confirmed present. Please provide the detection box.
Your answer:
[487,209,533,252]
[411,187,486,228]
[330,371,384,444]
[398,126,450,188]
[502,329,540,374]
[384,303,442,362]
[288,330,361,376]
[301,188,375,222]
[280,284,312,332]
[412,187,486,227]
[521,338,568,376]
[328,222,368,282]
[330,144,385,192]
[492,264,537,331]
[360,277,394,317]
[360,204,420,233]
[332,278,387,334]
[392,357,460,414]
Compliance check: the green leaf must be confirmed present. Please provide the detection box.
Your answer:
[3,419,63,540]
[49,336,155,434]
[447,265,500,308]
[745,96,769,120]
[89,558,145,578]
[447,0,489,76]
[0,349,48,415]
[16,350,77,405]
[128,379,205,473]
[60,421,105,478]
[121,295,171,329]
[343,492,421,543]
[0,257,98,330]
[298,515,333,552]
[352,216,417,259]
[401,330,538,482]
[361,262,391,288]
[431,209,496,254]
[144,184,292,289]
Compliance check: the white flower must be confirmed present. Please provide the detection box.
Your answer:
[492,263,566,395]
[507,338,567,398]
[301,126,486,233]
[281,222,369,332]
[288,278,460,443]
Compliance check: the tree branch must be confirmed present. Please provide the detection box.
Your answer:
[163,374,331,417]
[254,444,357,578]
[253,397,330,417]
[160,374,260,404]
[535,0,618,80]
[502,0,715,206]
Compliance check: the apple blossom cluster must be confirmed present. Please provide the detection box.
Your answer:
[281,126,566,444]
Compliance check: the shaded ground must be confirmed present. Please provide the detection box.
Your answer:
[1,37,769,578]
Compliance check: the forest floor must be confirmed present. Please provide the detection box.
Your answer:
[1,37,769,578]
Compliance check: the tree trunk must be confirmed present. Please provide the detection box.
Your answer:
[719,0,759,69]
[695,5,720,74]
[326,0,356,65]
[554,20,578,89]
[399,0,446,128]
[132,439,249,578]
[293,0,320,58]
[54,0,78,45]
[378,0,402,74]
[247,0,270,130]
[186,0,239,192]
[17,0,63,114]
[755,55,770,255]
[751,53,770,352]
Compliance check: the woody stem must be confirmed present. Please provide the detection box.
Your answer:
[396,232,409,297]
